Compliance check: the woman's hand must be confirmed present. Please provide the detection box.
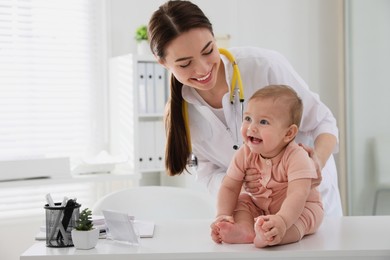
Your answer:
[299,143,322,186]
[243,168,261,193]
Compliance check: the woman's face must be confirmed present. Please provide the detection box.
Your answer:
[159,28,221,92]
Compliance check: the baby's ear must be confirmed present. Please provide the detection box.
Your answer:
[284,124,298,142]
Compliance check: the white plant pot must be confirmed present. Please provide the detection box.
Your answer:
[137,40,150,56]
[71,228,99,250]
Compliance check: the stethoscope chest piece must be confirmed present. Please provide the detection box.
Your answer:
[187,153,198,168]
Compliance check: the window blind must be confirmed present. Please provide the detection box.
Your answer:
[0,0,106,162]
[0,0,107,221]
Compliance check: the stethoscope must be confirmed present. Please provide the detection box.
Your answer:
[183,48,245,168]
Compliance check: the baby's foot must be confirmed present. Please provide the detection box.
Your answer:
[217,221,255,244]
[254,218,269,248]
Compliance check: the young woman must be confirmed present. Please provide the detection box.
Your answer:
[148,0,342,216]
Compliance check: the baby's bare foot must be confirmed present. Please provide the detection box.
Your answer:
[217,221,255,244]
[254,218,269,248]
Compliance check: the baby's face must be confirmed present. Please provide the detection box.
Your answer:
[241,98,291,157]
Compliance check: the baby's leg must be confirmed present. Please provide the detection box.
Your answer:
[279,225,301,245]
[217,210,255,244]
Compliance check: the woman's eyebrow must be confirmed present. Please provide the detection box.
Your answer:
[175,56,191,62]
[174,41,213,63]
[201,41,213,52]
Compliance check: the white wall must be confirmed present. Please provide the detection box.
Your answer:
[346,0,390,215]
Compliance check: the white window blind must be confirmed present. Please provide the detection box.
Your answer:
[0,0,106,162]
[0,0,107,221]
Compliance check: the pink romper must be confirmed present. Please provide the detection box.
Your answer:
[227,141,324,238]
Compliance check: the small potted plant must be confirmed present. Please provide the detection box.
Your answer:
[71,208,99,250]
[135,25,149,55]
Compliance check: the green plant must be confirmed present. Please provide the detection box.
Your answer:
[75,208,94,231]
[135,25,148,42]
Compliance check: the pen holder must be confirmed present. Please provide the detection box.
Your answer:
[44,202,81,247]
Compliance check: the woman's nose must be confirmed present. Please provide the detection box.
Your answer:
[194,59,210,75]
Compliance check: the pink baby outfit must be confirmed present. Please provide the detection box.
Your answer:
[227,141,324,238]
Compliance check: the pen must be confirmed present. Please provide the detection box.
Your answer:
[46,193,55,207]
[57,198,75,241]
[46,195,70,245]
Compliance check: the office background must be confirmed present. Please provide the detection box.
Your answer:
[1,0,389,259]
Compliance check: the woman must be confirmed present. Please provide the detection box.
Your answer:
[148,0,342,216]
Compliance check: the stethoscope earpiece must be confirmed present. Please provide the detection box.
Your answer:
[233,145,239,150]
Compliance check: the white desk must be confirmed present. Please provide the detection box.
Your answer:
[21,216,390,260]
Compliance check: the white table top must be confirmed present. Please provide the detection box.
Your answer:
[20,216,390,260]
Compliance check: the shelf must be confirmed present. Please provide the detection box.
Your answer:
[139,168,165,173]
[0,173,140,188]
[138,114,164,120]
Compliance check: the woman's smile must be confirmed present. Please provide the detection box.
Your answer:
[194,71,212,82]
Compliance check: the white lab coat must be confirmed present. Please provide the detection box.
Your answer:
[182,46,343,216]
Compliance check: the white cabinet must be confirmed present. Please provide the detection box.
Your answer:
[109,54,168,184]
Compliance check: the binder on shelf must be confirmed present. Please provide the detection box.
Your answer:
[154,64,167,114]
[146,62,155,114]
[138,121,155,170]
[154,121,166,169]
[137,62,147,114]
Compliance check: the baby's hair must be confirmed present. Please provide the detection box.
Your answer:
[249,85,303,127]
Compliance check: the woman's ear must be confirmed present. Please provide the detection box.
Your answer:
[284,124,298,142]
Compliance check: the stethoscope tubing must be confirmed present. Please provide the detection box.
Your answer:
[183,48,245,167]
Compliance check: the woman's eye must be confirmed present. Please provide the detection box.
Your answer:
[179,61,191,68]
[203,48,213,55]
[260,119,269,125]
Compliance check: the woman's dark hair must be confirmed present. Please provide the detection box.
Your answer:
[148,0,213,176]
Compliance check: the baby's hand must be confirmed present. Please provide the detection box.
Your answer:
[257,215,287,245]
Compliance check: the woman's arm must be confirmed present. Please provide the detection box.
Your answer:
[313,133,337,169]
[299,132,337,187]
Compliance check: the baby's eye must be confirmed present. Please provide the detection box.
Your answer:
[179,61,192,68]
[244,116,251,122]
[259,119,269,125]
